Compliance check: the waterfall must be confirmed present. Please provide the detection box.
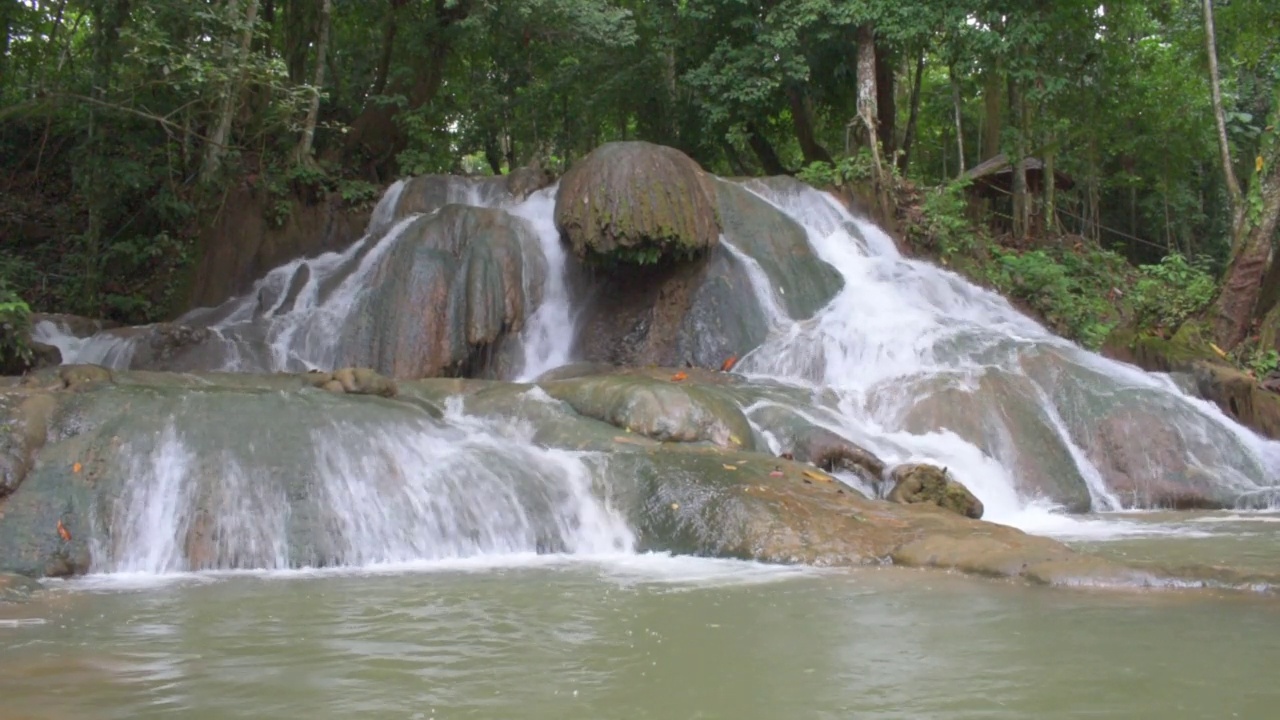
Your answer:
[509,185,579,381]
[31,169,1280,560]
[40,177,580,381]
[731,179,1280,526]
[90,402,633,574]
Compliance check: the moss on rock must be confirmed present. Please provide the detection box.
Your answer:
[886,463,984,519]
[555,141,720,264]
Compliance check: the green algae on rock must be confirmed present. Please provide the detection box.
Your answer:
[555,141,720,264]
[887,463,985,519]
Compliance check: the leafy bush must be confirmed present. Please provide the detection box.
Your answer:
[796,151,874,188]
[0,280,33,371]
[1130,254,1216,334]
[917,179,976,258]
[987,247,1125,349]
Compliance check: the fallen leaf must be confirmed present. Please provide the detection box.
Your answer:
[802,469,832,483]
[670,503,680,511]
[72,463,82,474]
[728,434,742,446]
[56,520,71,542]
[722,464,737,471]
[720,356,738,372]
[671,371,688,382]
[1209,342,1227,359]
[769,470,784,478]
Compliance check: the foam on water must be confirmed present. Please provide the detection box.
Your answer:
[732,180,1280,540]
[509,184,579,380]
[87,400,633,575]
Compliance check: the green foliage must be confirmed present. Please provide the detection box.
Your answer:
[1131,254,1217,334]
[337,180,380,208]
[796,152,874,188]
[1247,348,1280,377]
[917,179,978,258]
[588,242,700,269]
[986,247,1123,349]
[0,280,33,370]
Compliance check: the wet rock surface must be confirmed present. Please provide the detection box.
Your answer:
[0,366,1268,596]
[886,463,984,519]
[555,141,720,263]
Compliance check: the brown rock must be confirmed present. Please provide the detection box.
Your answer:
[555,141,720,262]
[886,463,984,519]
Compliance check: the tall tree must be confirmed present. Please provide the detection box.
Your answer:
[294,0,331,164]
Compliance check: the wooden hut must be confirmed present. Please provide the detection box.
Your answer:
[962,153,1075,237]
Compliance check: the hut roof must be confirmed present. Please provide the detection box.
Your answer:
[963,153,1074,190]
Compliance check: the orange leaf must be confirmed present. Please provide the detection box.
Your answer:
[72,463,82,474]
[720,356,738,372]
[671,371,688,382]
[56,520,71,542]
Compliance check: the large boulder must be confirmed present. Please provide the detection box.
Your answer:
[555,141,720,263]
[569,178,842,369]
[713,178,843,319]
[339,204,545,379]
[0,368,1268,592]
[0,391,57,498]
[890,369,1093,512]
[1021,347,1268,509]
[538,370,755,450]
[886,463,984,519]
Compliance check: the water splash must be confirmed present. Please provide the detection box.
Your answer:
[733,179,1280,531]
[509,185,578,381]
[89,407,633,574]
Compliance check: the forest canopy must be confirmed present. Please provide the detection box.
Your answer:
[1,0,1278,357]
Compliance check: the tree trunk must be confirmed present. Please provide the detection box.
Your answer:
[874,40,896,160]
[856,24,889,216]
[293,0,330,164]
[372,0,406,96]
[82,0,131,313]
[202,0,261,183]
[1211,101,1280,349]
[1203,0,1243,212]
[787,85,833,166]
[1008,74,1028,239]
[1044,136,1057,234]
[950,63,966,176]
[335,0,472,181]
[0,0,13,87]
[721,141,750,176]
[897,48,925,175]
[745,121,787,176]
[282,0,315,85]
[1212,191,1280,348]
[981,64,1002,161]
[483,132,503,175]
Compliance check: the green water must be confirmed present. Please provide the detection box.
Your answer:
[3,555,1278,720]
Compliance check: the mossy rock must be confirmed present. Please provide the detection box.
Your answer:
[555,141,720,264]
[305,368,398,398]
[887,463,984,519]
[537,371,754,450]
[1102,321,1220,374]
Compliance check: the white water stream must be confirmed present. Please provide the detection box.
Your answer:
[91,401,633,574]
[730,179,1280,536]
[32,173,1280,572]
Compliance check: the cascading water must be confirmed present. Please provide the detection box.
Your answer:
[508,185,579,381]
[38,177,581,381]
[34,169,1280,579]
[91,399,633,574]
[730,179,1280,531]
